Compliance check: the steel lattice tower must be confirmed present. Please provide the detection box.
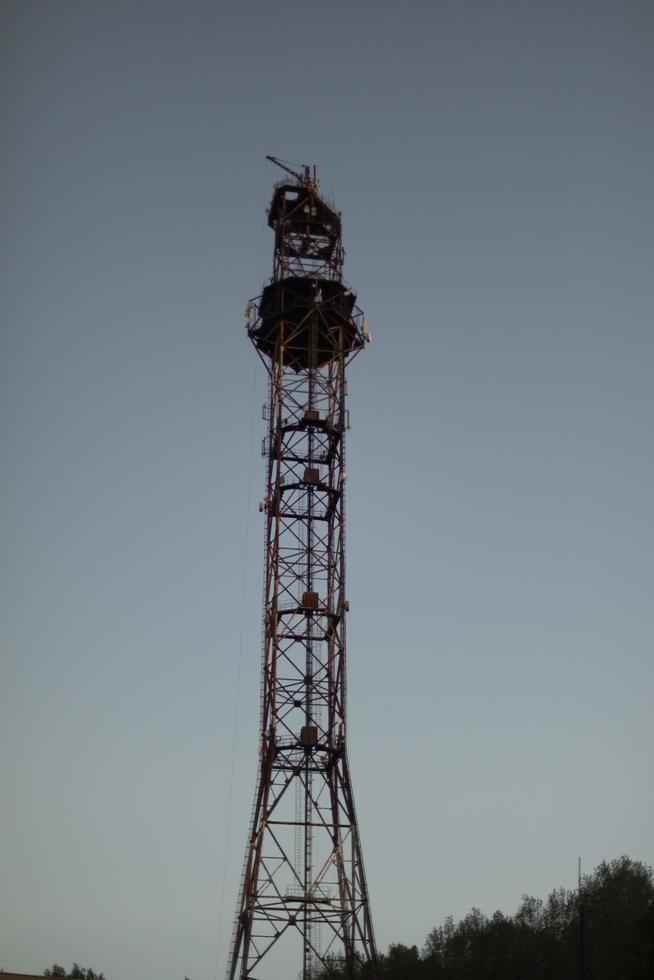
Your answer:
[227,159,377,980]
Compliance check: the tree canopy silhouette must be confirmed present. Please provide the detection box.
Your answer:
[314,856,653,980]
[44,965,105,980]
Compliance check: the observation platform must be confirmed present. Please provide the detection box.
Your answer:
[250,276,363,370]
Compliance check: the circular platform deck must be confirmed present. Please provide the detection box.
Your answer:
[250,277,362,370]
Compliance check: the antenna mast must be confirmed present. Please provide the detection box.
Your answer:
[226,163,376,980]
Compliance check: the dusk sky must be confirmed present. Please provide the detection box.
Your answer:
[2,2,653,980]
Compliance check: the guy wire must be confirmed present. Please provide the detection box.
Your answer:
[212,351,259,980]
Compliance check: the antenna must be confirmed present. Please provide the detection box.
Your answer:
[227,169,375,980]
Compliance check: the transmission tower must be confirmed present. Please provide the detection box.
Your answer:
[226,159,378,980]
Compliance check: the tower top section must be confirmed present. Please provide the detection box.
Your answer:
[267,182,341,256]
[265,155,342,280]
[246,158,369,372]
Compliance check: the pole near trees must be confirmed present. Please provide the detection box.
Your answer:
[578,856,585,980]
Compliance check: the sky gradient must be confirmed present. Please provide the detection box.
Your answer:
[2,3,653,980]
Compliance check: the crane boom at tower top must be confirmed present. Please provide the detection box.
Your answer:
[266,154,319,191]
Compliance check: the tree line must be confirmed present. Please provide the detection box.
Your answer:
[41,855,654,980]
[320,856,654,980]
[44,967,104,980]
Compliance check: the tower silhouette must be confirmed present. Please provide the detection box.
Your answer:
[227,158,377,980]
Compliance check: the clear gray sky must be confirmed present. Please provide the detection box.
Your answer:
[2,2,653,979]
